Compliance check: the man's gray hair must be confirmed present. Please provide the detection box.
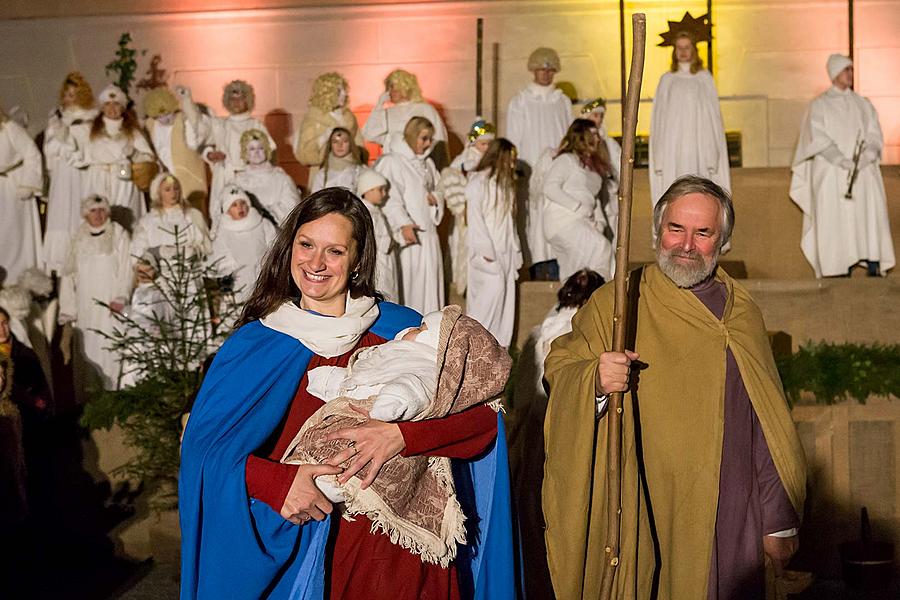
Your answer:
[652,175,735,249]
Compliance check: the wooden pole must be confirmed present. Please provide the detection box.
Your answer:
[491,42,500,125]
[848,0,854,89]
[598,12,647,600]
[476,18,484,116]
[619,0,626,132]
[707,0,714,74]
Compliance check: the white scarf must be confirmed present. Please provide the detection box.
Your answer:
[220,208,263,232]
[261,294,380,357]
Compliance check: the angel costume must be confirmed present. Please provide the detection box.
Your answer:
[42,106,97,273]
[362,100,447,155]
[309,155,361,193]
[790,54,895,277]
[209,187,277,304]
[292,106,362,167]
[0,119,43,285]
[375,142,444,314]
[649,63,731,206]
[58,212,132,391]
[465,172,522,348]
[357,169,400,302]
[281,305,511,568]
[230,163,300,229]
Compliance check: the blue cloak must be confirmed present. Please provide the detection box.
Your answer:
[179,301,515,599]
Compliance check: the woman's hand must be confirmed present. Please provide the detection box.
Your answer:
[400,224,421,245]
[426,192,438,206]
[280,446,355,525]
[326,406,406,490]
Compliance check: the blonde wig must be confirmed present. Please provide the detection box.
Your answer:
[149,172,188,210]
[59,72,95,110]
[669,33,704,74]
[403,116,434,152]
[384,70,424,103]
[222,80,255,113]
[527,47,561,72]
[309,72,349,111]
[143,87,179,118]
[239,129,274,163]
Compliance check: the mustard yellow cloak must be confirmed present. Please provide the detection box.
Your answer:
[543,265,806,599]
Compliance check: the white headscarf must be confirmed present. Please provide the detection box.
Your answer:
[827,54,852,81]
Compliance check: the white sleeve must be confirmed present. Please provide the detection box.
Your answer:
[306,365,349,401]
[370,373,432,422]
[465,177,497,261]
[543,156,583,214]
[505,96,524,150]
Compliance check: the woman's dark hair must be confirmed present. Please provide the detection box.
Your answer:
[0,306,9,321]
[557,118,612,177]
[237,188,380,327]
[557,268,605,309]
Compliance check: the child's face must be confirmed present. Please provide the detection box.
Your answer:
[363,185,388,206]
[401,320,428,342]
[227,199,249,220]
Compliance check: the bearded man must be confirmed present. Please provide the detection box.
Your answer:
[543,175,807,599]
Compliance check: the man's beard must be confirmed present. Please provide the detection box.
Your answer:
[656,246,718,288]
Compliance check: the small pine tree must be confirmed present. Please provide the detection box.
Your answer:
[104,32,146,97]
[82,225,240,509]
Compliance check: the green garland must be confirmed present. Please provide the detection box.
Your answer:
[776,342,900,406]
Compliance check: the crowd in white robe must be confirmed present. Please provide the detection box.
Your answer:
[0,47,894,401]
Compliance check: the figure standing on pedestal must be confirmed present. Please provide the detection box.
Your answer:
[42,73,97,274]
[649,17,730,208]
[362,69,447,157]
[790,54,895,277]
[0,104,44,285]
[181,80,276,230]
[292,72,362,186]
[142,87,208,216]
[506,47,572,275]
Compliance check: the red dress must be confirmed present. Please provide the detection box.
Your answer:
[245,331,498,599]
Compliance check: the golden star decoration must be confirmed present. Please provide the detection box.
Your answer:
[658,12,712,47]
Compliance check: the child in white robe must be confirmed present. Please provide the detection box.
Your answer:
[209,185,277,305]
[310,127,363,193]
[356,169,399,302]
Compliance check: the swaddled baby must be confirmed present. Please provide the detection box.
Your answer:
[306,309,443,424]
[280,305,512,566]
[305,309,443,501]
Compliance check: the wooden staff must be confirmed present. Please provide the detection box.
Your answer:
[599,12,646,600]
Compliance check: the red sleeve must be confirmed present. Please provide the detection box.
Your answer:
[398,405,498,459]
[245,454,300,514]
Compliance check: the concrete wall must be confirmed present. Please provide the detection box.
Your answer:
[0,0,898,168]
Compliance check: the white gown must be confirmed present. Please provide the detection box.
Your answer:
[0,120,43,285]
[375,143,444,314]
[362,198,400,303]
[42,107,97,273]
[648,64,731,206]
[790,86,895,277]
[58,221,132,390]
[507,83,572,265]
[441,146,484,295]
[209,209,277,304]
[230,165,301,228]
[465,172,522,348]
[309,160,362,193]
[542,153,613,281]
[362,100,448,154]
[80,118,154,231]
[189,111,277,230]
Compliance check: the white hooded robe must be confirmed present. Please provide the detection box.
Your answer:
[790,86,895,277]
[0,120,44,285]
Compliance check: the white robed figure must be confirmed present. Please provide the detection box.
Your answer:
[464,139,522,348]
[362,69,447,155]
[79,85,154,231]
[309,127,364,193]
[42,73,97,273]
[0,108,43,285]
[229,129,300,229]
[375,116,444,314]
[181,81,277,231]
[58,195,132,392]
[648,34,730,206]
[542,120,614,281]
[506,48,572,267]
[356,169,400,303]
[440,119,496,295]
[790,54,895,278]
[209,185,277,305]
